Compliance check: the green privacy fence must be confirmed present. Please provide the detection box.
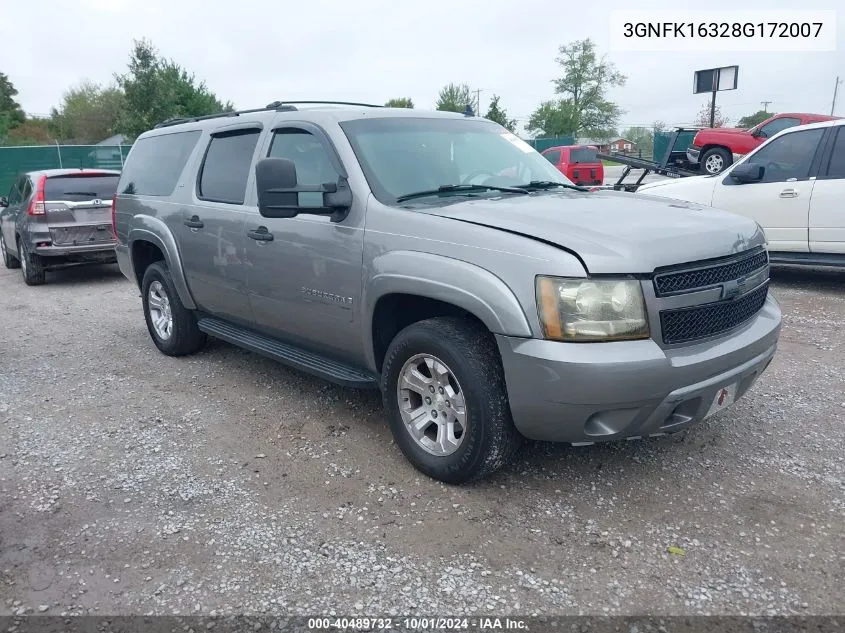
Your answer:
[524,136,577,152]
[0,145,132,196]
[653,130,698,162]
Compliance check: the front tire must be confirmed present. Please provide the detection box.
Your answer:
[141,262,206,356]
[1,234,20,269]
[381,317,522,484]
[19,239,45,286]
[701,147,731,175]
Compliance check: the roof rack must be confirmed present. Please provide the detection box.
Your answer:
[153,100,382,129]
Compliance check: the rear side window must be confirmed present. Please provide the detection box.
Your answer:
[119,130,202,196]
[45,175,119,201]
[543,150,561,164]
[198,129,261,204]
[570,148,598,163]
[824,127,845,180]
[20,178,32,201]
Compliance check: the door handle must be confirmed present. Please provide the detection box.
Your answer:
[779,189,799,198]
[247,227,274,242]
[183,215,204,229]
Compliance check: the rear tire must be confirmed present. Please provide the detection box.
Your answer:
[141,262,206,356]
[701,147,731,175]
[381,317,522,484]
[1,234,20,269]
[18,239,46,286]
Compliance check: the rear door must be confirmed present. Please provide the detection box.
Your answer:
[711,127,826,252]
[42,173,119,248]
[809,126,845,254]
[1,177,26,254]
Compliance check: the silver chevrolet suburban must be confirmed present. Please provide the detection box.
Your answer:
[113,102,782,483]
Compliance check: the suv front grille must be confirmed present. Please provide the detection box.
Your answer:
[654,249,768,296]
[660,282,769,344]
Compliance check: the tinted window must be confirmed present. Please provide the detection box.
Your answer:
[198,129,261,204]
[44,175,119,201]
[268,129,339,207]
[824,127,845,179]
[119,130,201,196]
[758,117,801,138]
[570,148,598,163]
[543,150,561,164]
[20,178,32,201]
[745,128,824,183]
[8,178,24,205]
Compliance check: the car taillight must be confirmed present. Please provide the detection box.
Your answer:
[111,195,118,239]
[27,175,47,216]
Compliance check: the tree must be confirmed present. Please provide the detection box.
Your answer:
[484,95,517,132]
[526,99,578,137]
[622,126,654,158]
[436,83,476,113]
[531,39,625,136]
[737,110,772,129]
[693,99,730,128]
[385,97,414,108]
[5,118,53,146]
[49,80,125,143]
[0,72,26,141]
[115,39,233,139]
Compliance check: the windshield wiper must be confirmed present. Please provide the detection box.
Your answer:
[395,183,528,203]
[60,191,100,197]
[517,180,588,192]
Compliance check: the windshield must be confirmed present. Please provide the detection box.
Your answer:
[339,117,574,204]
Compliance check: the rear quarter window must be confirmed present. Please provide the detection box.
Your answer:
[45,175,119,201]
[569,148,598,163]
[118,130,202,196]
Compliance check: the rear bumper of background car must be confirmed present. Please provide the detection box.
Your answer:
[495,296,781,443]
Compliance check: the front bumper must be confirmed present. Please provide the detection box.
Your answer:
[686,147,701,165]
[496,295,781,443]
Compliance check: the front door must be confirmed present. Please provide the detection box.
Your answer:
[178,127,262,324]
[712,127,826,252]
[244,124,366,363]
[809,125,845,254]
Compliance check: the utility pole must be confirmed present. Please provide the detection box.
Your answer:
[709,89,717,128]
[473,89,482,116]
[760,100,772,113]
[831,76,843,116]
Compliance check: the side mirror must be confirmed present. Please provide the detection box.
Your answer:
[730,162,764,183]
[752,129,767,139]
[0,196,7,208]
[255,157,352,221]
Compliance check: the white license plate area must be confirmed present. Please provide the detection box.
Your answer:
[705,382,739,419]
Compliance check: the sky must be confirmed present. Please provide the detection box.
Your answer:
[1,0,843,136]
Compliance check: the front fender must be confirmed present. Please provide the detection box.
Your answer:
[363,250,533,368]
[128,216,196,310]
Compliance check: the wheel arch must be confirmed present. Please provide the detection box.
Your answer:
[127,218,196,310]
[364,251,533,372]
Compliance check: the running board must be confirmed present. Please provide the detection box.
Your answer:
[197,317,379,389]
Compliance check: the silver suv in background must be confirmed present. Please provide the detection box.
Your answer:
[1,169,120,285]
[113,102,782,484]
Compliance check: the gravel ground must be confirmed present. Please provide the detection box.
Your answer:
[0,262,843,618]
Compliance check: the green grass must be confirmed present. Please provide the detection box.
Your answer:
[601,159,621,166]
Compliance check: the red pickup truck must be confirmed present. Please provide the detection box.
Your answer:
[687,112,839,175]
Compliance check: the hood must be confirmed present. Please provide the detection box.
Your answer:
[636,173,715,192]
[417,190,765,274]
[694,127,750,142]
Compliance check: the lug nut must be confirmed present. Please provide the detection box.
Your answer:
[425,397,431,404]
[431,410,438,418]
[438,386,444,394]
[429,385,435,393]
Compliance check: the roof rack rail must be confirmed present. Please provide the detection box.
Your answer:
[152,100,382,129]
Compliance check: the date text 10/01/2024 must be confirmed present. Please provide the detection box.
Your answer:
[307,617,528,630]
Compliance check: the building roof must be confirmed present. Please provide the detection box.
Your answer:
[96,134,127,146]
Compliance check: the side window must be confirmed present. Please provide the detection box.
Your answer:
[823,127,845,180]
[7,179,22,205]
[19,178,32,202]
[745,128,825,183]
[268,129,340,207]
[198,129,261,205]
[758,117,801,138]
[543,150,561,164]
[119,130,202,196]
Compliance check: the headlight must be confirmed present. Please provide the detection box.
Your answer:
[535,276,650,342]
